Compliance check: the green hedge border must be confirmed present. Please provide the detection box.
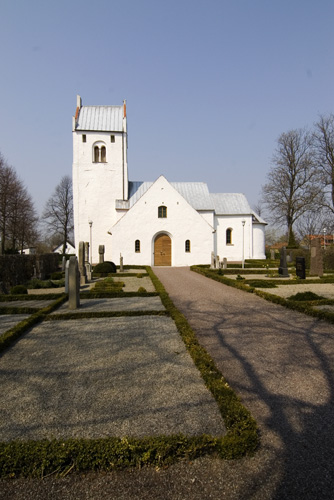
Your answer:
[0,269,259,478]
[0,295,67,354]
[191,266,334,324]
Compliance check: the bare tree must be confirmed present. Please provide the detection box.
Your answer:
[313,114,334,213]
[42,176,74,255]
[295,209,328,249]
[0,153,38,253]
[261,129,323,247]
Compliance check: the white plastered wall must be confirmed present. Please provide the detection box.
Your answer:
[110,176,214,266]
[72,130,127,263]
[252,223,266,259]
[215,214,254,261]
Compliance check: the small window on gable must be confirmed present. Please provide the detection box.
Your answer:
[158,205,167,218]
[82,134,86,143]
[135,239,140,253]
[110,135,115,143]
[185,240,191,252]
[226,228,232,245]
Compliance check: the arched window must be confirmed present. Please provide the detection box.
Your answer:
[158,205,167,218]
[185,240,191,252]
[94,146,99,163]
[226,228,232,245]
[135,239,140,253]
[93,142,107,163]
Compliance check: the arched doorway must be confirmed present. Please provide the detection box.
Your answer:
[154,234,171,266]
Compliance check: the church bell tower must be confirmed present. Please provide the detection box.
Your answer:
[72,95,128,263]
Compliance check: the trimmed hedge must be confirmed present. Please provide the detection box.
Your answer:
[0,435,223,478]
[0,253,59,292]
[10,285,28,295]
[93,262,116,274]
[0,295,67,354]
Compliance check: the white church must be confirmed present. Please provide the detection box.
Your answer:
[72,96,266,266]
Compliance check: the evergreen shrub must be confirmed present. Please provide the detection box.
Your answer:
[288,291,325,301]
[51,271,64,280]
[93,262,116,274]
[10,285,28,295]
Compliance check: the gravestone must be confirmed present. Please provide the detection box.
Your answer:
[85,242,91,280]
[216,255,220,269]
[68,256,80,309]
[295,256,306,279]
[61,256,66,272]
[65,260,69,293]
[78,241,87,285]
[310,238,323,277]
[286,251,293,263]
[120,254,123,272]
[222,257,227,269]
[99,245,105,264]
[270,249,275,260]
[278,247,289,277]
[211,251,216,269]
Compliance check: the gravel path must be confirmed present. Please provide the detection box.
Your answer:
[2,268,334,499]
[153,267,334,499]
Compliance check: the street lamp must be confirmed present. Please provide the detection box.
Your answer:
[242,220,246,269]
[323,227,327,250]
[89,220,93,264]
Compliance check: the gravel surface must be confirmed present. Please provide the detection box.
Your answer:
[258,283,334,299]
[0,316,225,441]
[0,314,30,335]
[52,296,165,314]
[2,268,334,499]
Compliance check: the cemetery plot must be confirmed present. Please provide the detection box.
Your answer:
[0,316,226,441]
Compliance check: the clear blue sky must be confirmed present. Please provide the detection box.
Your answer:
[1,0,333,215]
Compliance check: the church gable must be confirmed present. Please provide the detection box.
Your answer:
[110,175,214,266]
[112,175,213,231]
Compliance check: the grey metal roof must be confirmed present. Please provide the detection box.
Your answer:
[122,181,214,210]
[251,211,267,225]
[116,180,258,218]
[210,193,252,215]
[171,182,214,210]
[76,106,124,131]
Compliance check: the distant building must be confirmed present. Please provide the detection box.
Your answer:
[53,241,76,255]
[72,96,266,265]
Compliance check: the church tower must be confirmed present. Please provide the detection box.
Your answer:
[72,95,128,263]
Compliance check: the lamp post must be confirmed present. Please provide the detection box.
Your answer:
[89,220,93,264]
[242,220,246,269]
[323,227,327,250]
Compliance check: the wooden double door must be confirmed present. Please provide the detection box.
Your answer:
[154,234,171,266]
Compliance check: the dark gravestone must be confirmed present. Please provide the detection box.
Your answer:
[296,256,306,279]
[78,241,87,285]
[278,247,289,277]
[68,256,80,310]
